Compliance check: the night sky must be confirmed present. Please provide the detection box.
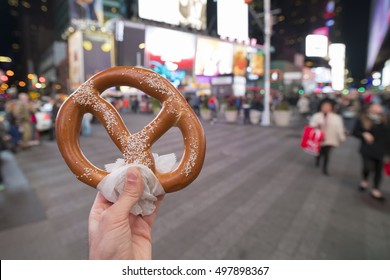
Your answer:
[0,0,377,86]
[340,0,371,83]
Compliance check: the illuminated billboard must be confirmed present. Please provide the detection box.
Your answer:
[145,27,196,86]
[83,32,114,81]
[195,37,234,76]
[249,50,264,76]
[329,43,345,91]
[139,0,207,30]
[68,0,104,25]
[68,30,84,90]
[305,35,328,57]
[116,22,145,67]
[233,45,247,76]
[217,0,249,41]
[68,30,114,90]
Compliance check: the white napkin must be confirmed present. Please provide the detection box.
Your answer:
[97,153,176,216]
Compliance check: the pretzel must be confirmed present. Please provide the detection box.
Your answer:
[56,66,206,193]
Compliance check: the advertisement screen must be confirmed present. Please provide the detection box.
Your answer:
[145,27,196,86]
[68,0,104,25]
[68,30,84,90]
[233,45,247,76]
[117,23,145,67]
[195,37,234,76]
[249,50,264,76]
[83,32,114,81]
[139,0,207,30]
[217,0,248,41]
[68,30,114,90]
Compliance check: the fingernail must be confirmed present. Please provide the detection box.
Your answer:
[126,170,138,183]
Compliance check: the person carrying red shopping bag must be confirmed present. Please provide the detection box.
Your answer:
[300,126,324,156]
[309,98,346,176]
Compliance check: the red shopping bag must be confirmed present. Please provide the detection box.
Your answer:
[384,163,390,176]
[300,126,324,156]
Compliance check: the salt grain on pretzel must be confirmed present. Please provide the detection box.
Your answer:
[56,66,206,193]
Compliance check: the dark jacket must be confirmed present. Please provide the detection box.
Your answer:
[353,117,390,160]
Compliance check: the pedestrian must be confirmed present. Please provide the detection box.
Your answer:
[190,94,200,116]
[208,95,218,124]
[50,96,63,141]
[81,113,93,136]
[297,95,310,120]
[310,98,346,175]
[5,98,20,152]
[242,97,251,125]
[122,97,130,114]
[353,103,390,201]
[15,93,33,149]
[0,111,11,191]
[339,95,360,135]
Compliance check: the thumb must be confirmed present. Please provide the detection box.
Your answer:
[111,167,143,216]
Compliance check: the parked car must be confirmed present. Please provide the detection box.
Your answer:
[35,103,53,132]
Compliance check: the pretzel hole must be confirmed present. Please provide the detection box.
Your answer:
[151,126,184,170]
[79,113,122,170]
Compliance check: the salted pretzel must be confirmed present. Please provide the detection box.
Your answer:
[56,66,206,193]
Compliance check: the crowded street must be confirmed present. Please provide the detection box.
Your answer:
[1,111,389,260]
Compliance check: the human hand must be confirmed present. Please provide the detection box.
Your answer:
[362,132,374,144]
[88,167,164,260]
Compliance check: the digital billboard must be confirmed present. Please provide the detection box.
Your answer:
[249,50,264,76]
[233,45,247,76]
[68,0,104,25]
[116,22,145,67]
[68,30,84,90]
[217,0,248,41]
[83,32,114,81]
[145,27,196,86]
[138,0,207,30]
[68,30,114,90]
[195,37,234,76]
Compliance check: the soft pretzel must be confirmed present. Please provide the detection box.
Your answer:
[56,66,206,193]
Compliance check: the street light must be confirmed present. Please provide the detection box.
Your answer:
[248,1,278,126]
[261,0,271,126]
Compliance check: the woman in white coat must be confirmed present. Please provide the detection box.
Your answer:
[310,98,346,175]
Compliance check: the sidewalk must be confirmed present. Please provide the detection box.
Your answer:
[0,113,389,259]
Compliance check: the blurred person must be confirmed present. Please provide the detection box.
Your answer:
[208,95,218,124]
[190,94,200,116]
[29,102,40,145]
[122,97,130,114]
[309,95,321,115]
[340,95,359,135]
[131,97,139,113]
[0,109,11,191]
[242,97,251,125]
[310,98,346,175]
[81,113,93,136]
[251,95,264,112]
[297,95,310,120]
[353,103,390,201]
[235,96,242,113]
[50,97,63,141]
[5,98,20,152]
[14,93,32,149]
[89,168,164,259]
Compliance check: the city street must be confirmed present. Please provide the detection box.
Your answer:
[0,112,390,260]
